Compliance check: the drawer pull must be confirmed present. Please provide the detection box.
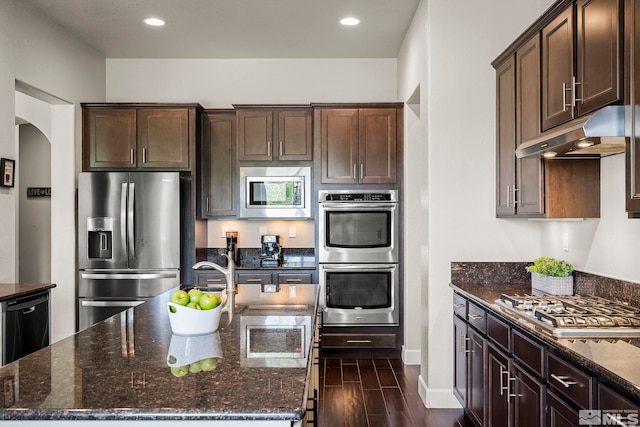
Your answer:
[245,279,263,283]
[453,303,465,308]
[507,377,518,403]
[550,374,578,388]
[206,278,223,283]
[468,314,483,320]
[286,278,303,282]
[346,340,372,343]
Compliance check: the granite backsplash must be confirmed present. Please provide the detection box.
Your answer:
[196,247,315,266]
[451,261,640,307]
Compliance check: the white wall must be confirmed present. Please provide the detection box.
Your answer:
[541,154,640,282]
[106,59,397,107]
[397,0,555,407]
[0,0,105,341]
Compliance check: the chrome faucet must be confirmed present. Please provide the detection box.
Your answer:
[192,253,236,324]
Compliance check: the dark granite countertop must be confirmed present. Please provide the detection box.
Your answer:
[0,283,56,302]
[451,281,640,403]
[0,284,318,421]
[202,261,317,270]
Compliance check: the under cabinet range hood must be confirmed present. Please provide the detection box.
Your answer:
[515,105,627,159]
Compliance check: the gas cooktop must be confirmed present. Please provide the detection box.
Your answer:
[495,294,640,337]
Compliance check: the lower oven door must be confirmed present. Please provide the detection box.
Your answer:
[319,263,399,326]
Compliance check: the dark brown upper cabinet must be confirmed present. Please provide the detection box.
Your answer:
[542,0,622,131]
[82,104,200,171]
[493,6,601,219]
[316,105,400,184]
[201,110,236,218]
[495,38,544,218]
[626,0,640,215]
[235,106,312,161]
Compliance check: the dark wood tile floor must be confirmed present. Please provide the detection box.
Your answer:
[318,358,471,427]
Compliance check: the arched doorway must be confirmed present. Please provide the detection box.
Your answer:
[14,83,76,342]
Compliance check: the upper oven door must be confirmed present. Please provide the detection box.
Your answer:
[319,193,398,263]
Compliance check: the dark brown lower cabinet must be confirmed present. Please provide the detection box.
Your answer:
[487,344,544,427]
[467,328,485,427]
[547,390,579,427]
[511,363,544,427]
[487,344,509,426]
[453,315,468,405]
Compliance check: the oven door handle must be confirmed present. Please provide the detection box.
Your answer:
[320,203,396,210]
[322,264,396,270]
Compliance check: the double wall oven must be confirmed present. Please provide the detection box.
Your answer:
[318,190,399,326]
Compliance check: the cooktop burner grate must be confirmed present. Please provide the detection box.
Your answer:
[495,294,640,337]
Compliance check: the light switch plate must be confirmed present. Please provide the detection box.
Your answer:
[289,226,296,238]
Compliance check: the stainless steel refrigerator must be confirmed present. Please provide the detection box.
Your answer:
[77,172,180,331]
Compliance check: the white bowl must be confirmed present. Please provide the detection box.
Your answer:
[166,332,222,368]
[167,300,223,335]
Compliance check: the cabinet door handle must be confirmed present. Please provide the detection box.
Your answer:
[572,76,583,105]
[506,185,511,207]
[562,81,573,111]
[130,149,135,165]
[267,141,272,157]
[143,148,147,164]
[507,376,518,403]
[206,197,210,212]
[353,164,357,180]
[499,365,510,397]
[550,374,578,388]
[360,164,364,180]
[279,140,283,157]
[512,187,518,205]
[346,340,371,343]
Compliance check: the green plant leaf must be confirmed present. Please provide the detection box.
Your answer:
[525,256,573,277]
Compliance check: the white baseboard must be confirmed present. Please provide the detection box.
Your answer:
[417,375,463,409]
[401,345,421,365]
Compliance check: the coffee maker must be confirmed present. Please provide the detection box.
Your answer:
[260,235,282,266]
[226,231,238,264]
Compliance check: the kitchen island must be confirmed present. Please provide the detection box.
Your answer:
[0,284,319,426]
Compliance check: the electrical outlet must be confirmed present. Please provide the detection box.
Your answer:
[220,226,228,238]
[259,226,267,236]
[563,232,569,252]
[289,285,296,298]
[289,226,296,238]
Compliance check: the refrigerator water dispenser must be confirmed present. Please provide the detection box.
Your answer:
[87,217,113,259]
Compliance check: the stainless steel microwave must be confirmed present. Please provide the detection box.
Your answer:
[240,166,311,218]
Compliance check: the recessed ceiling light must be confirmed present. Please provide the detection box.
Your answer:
[144,17,165,26]
[340,17,360,26]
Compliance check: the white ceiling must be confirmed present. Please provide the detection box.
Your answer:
[22,0,420,59]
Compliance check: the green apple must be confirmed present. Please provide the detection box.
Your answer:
[170,365,189,377]
[186,302,201,310]
[188,288,203,304]
[198,293,221,310]
[188,360,202,373]
[170,289,189,306]
[200,357,218,371]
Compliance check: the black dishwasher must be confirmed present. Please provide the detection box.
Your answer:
[2,291,50,365]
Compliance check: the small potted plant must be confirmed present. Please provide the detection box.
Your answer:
[525,256,574,295]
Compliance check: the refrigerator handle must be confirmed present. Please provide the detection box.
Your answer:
[120,183,128,257]
[128,182,135,259]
